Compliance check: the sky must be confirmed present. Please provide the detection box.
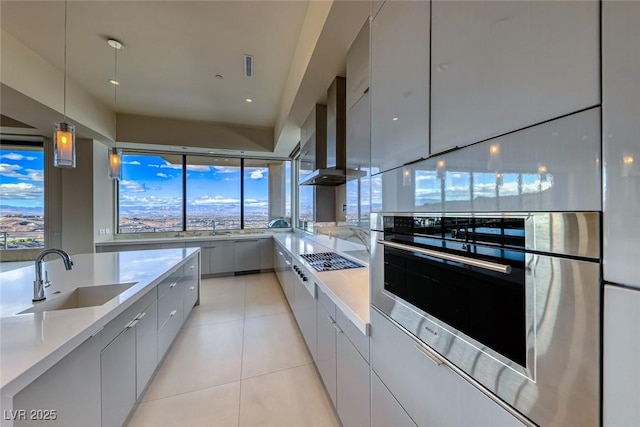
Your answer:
[0,148,45,212]
[118,154,290,216]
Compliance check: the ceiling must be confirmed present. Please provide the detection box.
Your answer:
[0,0,309,128]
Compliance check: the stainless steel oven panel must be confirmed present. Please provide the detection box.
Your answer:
[371,226,600,427]
[372,212,600,259]
[524,212,600,259]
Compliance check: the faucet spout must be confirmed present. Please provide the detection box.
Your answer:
[33,248,73,302]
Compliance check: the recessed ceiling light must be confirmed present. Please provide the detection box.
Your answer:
[108,79,120,85]
[224,158,229,162]
[214,74,223,80]
[392,117,399,121]
[245,98,253,103]
[209,151,215,154]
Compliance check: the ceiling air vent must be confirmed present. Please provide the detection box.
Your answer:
[244,54,253,78]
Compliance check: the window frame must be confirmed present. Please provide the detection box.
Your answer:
[116,151,291,234]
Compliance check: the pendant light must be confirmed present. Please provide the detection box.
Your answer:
[53,0,75,168]
[108,38,124,180]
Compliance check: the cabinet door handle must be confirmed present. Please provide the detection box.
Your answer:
[135,312,146,320]
[189,286,195,291]
[126,319,139,329]
[170,282,178,288]
[333,322,343,334]
[327,315,336,324]
[170,310,177,317]
[415,344,444,366]
[189,265,195,269]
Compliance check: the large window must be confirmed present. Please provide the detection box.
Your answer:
[0,142,45,249]
[118,153,183,233]
[296,155,314,232]
[118,152,290,233]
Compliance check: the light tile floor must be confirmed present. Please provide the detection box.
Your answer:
[128,273,340,427]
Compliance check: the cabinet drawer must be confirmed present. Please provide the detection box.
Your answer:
[336,309,369,363]
[372,371,416,427]
[317,287,336,317]
[158,280,184,330]
[370,309,523,427]
[183,277,199,320]
[158,266,183,298]
[158,302,183,359]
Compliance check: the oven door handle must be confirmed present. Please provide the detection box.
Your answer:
[377,240,512,274]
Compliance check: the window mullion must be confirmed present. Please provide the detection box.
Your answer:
[182,154,187,232]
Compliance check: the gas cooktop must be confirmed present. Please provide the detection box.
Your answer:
[300,252,364,272]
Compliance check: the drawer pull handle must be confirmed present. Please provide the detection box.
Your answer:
[327,315,336,324]
[170,282,177,288]
[170,310,177,317]
[126,319,139,329]
[189,265,195,269]
[135,312,146,320]
[189,286,195,291]
[415,344,444,366]
[333,322,343,334]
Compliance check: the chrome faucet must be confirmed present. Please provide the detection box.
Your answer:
[33,248,73,302]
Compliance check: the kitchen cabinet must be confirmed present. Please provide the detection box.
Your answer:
[346,92,371,228]
[101,325,136,427]
[346,20,370,112]
[372,372,416,427]
[603,1,640,288]
[199,244,212,275]
[210,240,235,275]
[234,240,261,272]
[12,333,102,427]
[430,0,599,153]
[135,300,158,399]
[182,255,199,320]
[316,287,338,406]
[370,308,523,427]
[293,276,317,361]
[370,0,430,173]
[260,238,273,270]
[159,242,185,249]
[604,285,640,426]
[336,327,370,427]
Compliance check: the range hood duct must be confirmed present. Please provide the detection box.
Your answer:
[299,76,351,186]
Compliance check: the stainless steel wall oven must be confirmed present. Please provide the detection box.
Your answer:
[371,212,600,427]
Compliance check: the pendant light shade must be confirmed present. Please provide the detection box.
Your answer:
[108,147,122,180]
[53,122,76,168]
[54,0,75,168]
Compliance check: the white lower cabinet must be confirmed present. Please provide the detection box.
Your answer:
[293,278,317,361]
[604,284,640,427]
[337,330,370,427]
[370,308,524,427]
[316,289,338,406]
[135,299,158,399]
[101,326,137,427]
[371,371,416,427]
[234,240,261,272]
[210,241,235,275]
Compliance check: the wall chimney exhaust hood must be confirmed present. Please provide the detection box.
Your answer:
[299,77,353,186]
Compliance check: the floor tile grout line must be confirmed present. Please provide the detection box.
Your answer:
[240,361,316,383]
[138,379,243,404]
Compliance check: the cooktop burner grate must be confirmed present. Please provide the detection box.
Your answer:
[300,252,364,272]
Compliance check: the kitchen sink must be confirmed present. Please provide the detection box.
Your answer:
[18,283,136,314]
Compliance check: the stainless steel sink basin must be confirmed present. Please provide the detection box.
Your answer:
[18,283,136,314]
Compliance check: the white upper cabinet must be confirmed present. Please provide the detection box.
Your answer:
[430,0,600,153]
[371,0,430,174]
[603,1,640,288]
[346,20,370,112]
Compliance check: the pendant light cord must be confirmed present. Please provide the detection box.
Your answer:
[63,0,67,122]
[114,43,118,143]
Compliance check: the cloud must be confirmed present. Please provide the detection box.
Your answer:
[156,173,169,178]
[148,161,210,172]
[1,153,37,161]
[120,180,146,193]
[213,166,238,174]
[0,163,23,178]
[189,195,240,206]
[122,160,141,166]
[25,169,44,182]
[0,182,43,199]
[249,168,267,180]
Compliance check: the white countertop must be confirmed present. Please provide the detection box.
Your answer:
[273,233,370,335]
[0,248,198,396]
[95,231,280,246]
